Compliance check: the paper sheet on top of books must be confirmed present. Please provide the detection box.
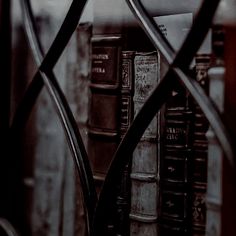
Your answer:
[153,13,193,51]
[153,13,211,54]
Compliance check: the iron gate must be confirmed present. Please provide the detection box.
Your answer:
[0,0,235,235]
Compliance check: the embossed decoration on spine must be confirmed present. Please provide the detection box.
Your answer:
[159,81,194,235]
[130,51,160,236]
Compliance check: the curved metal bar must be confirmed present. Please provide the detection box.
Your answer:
[37,70,97,232]
[173,67,234,166]
[93,0,235,233]
[173,0,219,68]
[0,218,19,236]
[126,0,220,67]
[39,0,88,73]
[125,0,175,64]
[12,0,97,232]
[22,0,88,72]
[126,0,234,165]
[13,0,88,133]
[21,0,44,65]
[92,69,174,235]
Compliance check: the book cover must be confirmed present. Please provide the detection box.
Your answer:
[130,51,160,236]
[154,13,194,235]
[88,35,122,191]
[159,88,194,235]
[191,53,210,236]
[116,50,135,236]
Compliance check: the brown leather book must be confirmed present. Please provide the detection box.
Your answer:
[88,35,122,194]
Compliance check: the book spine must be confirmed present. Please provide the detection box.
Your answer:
[191,54,210,236]
[130,51,159,236]
[205,25,225,236]
[120,51,135,137]
[88,35,122,235]
[159,81,194,235]
[116,50,135,236]
[88,35,122,193]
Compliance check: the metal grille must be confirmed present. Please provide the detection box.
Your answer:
[6,0,234,235]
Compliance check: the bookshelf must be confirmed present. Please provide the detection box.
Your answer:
[91,0,236,236]
[3,0,236,235]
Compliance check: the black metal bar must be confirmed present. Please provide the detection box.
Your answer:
[0,218,19,236]
[173,0,219,68]
[13,0,235,235]
[22,0,87,72]
[174,67,234,167]
[37,69,97,233]
[124,0,233,159]
[39,0,88,73]
[127,0,234,167]
[125,0,175,64]
[10,73,43,134]
[21,0,44,64]
[12,0,97,232]
[14,0,88,132]
[125,0,234,161]
[92,69,175,235]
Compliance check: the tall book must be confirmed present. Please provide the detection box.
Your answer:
[116,50,135,236]
[129,51,160,236]
[154,13,194,236]
[154,13,212,235]
[88,34,122,234]
[159,81,194,236]
[191,53,210,236]
[88,34,122,192]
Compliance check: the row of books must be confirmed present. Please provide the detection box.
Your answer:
[85,14,225,236]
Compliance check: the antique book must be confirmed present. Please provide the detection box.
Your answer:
[119,51,135,137]
[129,51,160,236]
[191,53,210,236]
[154,13,212,235]
[154,13,194,236]
[116,50,135,236]
[88,34,122,193]
[88,35,123,234]
[159,82,194,235]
